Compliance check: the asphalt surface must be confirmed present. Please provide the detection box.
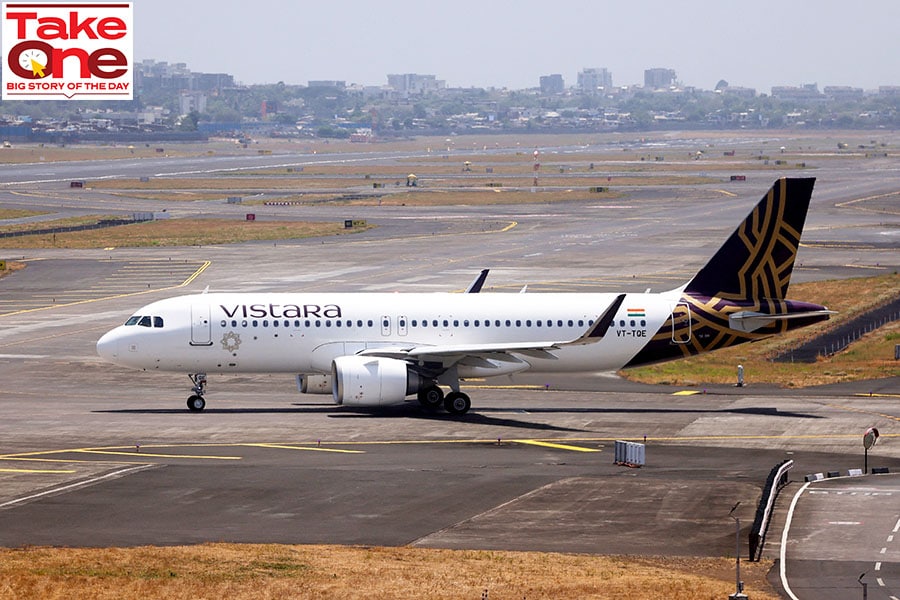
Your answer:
[1,133,898,599]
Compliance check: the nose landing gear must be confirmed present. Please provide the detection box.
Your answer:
[187,373,207,412]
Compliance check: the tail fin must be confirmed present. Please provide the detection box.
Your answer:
[684,177,815,301]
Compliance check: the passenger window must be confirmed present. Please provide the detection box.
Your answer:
[641,320,646,327]
[516,320,521,327]
[242,320,248,327]
[273,320,280,327]
[464,320,470,327]
[422,320,428,328]
[630,320,635,327]
[620,320,625,327]
[412,320,418,327]
[263,320,269,327]
[495,320,501,327]
[357,320,363,327]
[536,320,542,327]
[442,320,448,327]
[485,320,490,328]
[526,320,532,327]
[335,321,341,327]
[454,320,459,327]
[316,320,322,327]
[252,320,259,327]
[505,320,511,327]
[304,320,311,328]
[432,320,438,327]
[568,320,574,327]
[367,320,373,327]
[138,316,151,327]
[326,321,332,327]
[474,320,480,327]
[578,320,585,327]
[220,320,227,327]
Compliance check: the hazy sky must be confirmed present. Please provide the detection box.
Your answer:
[134,0,899,92]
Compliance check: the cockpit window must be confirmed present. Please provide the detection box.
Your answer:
[154,316,164,328]
[125,316,140,326]
[138,316,152,327]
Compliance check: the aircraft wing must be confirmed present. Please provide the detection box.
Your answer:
[358,294,625,362]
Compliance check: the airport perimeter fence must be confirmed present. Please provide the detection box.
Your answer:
[0,218,139,239]
[773,295,900,363]
[749,459,793,561]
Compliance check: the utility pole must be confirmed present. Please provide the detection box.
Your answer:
[729,502,748,599]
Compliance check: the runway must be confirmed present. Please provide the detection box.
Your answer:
[1,133,898,598]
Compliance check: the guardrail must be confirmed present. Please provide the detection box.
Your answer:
[749,459,793,561]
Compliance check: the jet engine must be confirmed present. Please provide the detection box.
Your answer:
[331,356,426,406]
[297,374,332,394]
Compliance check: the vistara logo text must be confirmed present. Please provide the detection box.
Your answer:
[2,2,133,100]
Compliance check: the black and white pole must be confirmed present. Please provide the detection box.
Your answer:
[863,427,879,474]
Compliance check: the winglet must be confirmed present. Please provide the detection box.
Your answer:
[465,269,490,293]
[567,294,625,345]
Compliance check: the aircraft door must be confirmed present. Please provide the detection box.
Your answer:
[190,304,213,346]
[671,302,692,344]
[380,315,391,337]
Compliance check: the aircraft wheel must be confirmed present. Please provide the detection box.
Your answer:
[187,395,206,412]
[444,392,471,415]
[417,386,444,409]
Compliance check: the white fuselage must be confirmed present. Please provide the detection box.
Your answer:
[97,291,679,376]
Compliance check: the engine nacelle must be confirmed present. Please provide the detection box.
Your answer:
[297,374,332,394]
[331,356,425,407]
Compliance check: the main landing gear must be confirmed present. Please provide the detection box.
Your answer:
[416,385,471,415]
[187,373,207,412]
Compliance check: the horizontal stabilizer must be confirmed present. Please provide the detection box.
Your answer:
[729,309,836,333]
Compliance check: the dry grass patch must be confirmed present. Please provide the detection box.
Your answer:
[624,274,900,387]
[0,544,779,600]
[0,145,205,163]
[0,218,363,249]
[0,208,50,219]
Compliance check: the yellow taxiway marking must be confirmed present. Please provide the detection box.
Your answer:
[0,468,77,474]
[242,443,364,454]
[714,189,738,197]
[673,390,701,396]
[828,403,900,423]
[0,261,210,317]
[514,440,600,453]
[72,449,241,460]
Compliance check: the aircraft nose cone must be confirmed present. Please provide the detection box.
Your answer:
[96,330,119,362]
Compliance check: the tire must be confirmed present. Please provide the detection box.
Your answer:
[187,395,206,412]
[443,392,471,415]
[417,386,444,409]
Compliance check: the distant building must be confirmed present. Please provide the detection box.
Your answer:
[644,68,676,89]
[823,86,864,101]
[577,68,613,94]
[539,74,565,95]
[308,80,346,89]
[386,74,445,97]
[722,86,756,99]
[179,92,207,115]
[771,84,822,101]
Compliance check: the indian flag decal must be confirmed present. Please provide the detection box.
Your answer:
[627,308,646,317]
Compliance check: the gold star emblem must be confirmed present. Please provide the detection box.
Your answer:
[220,331,241,352]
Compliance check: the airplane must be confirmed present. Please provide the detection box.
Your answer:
[96,177,833,415]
